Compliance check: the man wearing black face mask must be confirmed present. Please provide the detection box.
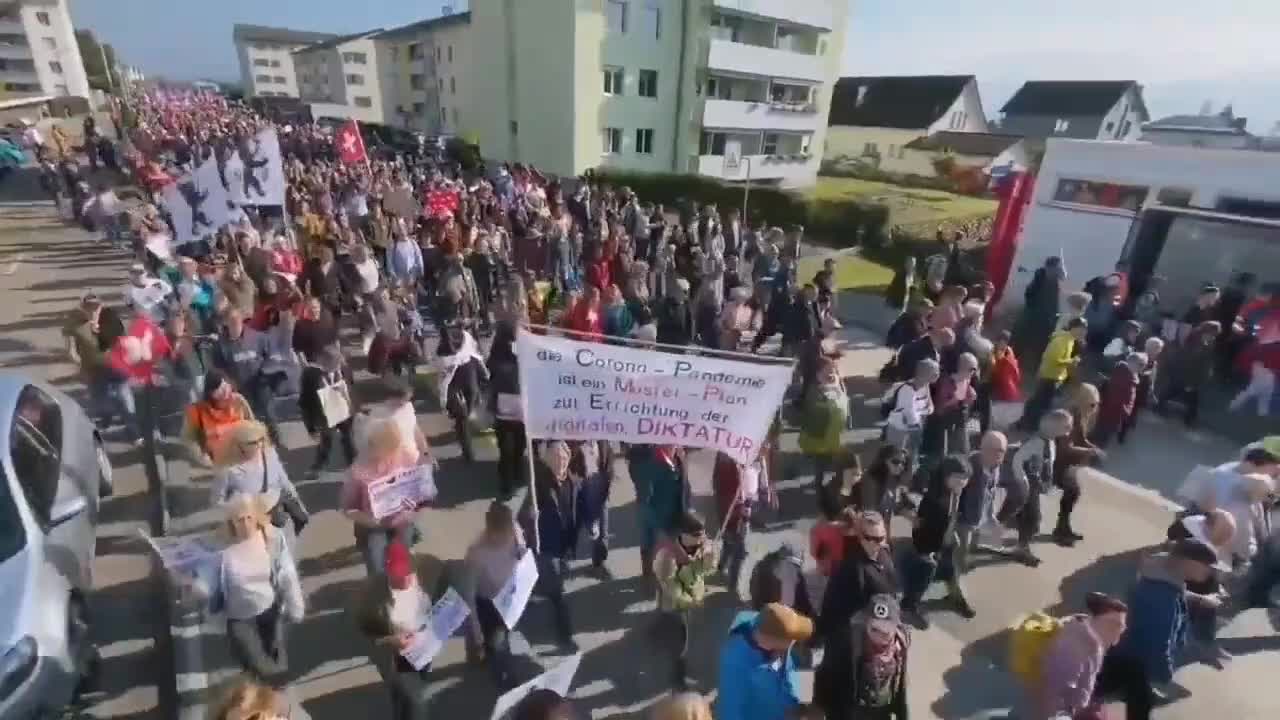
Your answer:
[653,511,717,690]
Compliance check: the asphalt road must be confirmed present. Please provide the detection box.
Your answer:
[0,171,1276,720]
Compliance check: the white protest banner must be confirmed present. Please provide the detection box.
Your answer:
[237,129,286,206]
[400,588,471,670]
[223,148,248,206]
[490,653,582,720]
[158,180,193,248]
[194,155,232,234]
[494,549,538,629]
[367,464,437,520]
[138,529,223,595]
[516,329,792,464]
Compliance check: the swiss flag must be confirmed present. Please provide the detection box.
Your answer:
[336,119,368,165]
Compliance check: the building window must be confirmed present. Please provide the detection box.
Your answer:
[603,66,623,95]
[700,131,727,156]
[438,78,444,92]
[35,11,50,26]
[342,51,367,64]
[635,128,654,154]
[606,0,628,33]
[450,77,456,94]
[452,108,458,124]
[641,1,661,38]
[346,73,364,85]
[863,142,878,155]
[1053,118,1071,133]
[1052,178,1148,212]
[54,84,68,96]
[763,133,780,155]
[638,69,658,98]
[4,82,41,92]
[253,58,271,67]
[602,127,622,154]
[354,96,373,108]
[412,102,426,114]
[272,76,286,84]
[436,46,441,61]
[510,121,518,135]
[1120,120,1133,137]
[1156,187,1193,207]
[42,37,55,49]
[48,61,62,74]
[255,74,272,83]
[410,74,425,90]
[270,59,281,67]
[409,43,424,59]
[441,106,448,123]
[447,45,453,62]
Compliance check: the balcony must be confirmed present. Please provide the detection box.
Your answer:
[702,98,821,133]
[0,19,23,35]
[712,0,834,31]
[707,38,825,83]
[697,153,818,187]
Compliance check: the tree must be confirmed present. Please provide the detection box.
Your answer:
[75,29,120,92]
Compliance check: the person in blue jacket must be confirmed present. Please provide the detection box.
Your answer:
[1096,539,1218,719]
[715,603,813,720]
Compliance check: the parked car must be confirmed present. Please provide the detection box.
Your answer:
[0,375,114,719]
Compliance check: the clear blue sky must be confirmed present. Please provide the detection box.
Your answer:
[70,0,1280,131]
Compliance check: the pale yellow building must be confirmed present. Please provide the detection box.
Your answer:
[467,0,849,187]
[374,12,471,135]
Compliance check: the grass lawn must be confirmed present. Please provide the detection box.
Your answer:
[796,252,895,292]
[811,176,998,232]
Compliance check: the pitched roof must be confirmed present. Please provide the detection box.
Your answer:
[904,131,1024,156]
[1145,112,1249,135]
[1000,80,1145,117]
[292,29,384,54]
[232,23,338,46]
[376,12,471,40]
[828,75,973,130]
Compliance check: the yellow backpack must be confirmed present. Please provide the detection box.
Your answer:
[1008,612,1067,685]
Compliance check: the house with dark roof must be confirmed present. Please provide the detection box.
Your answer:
[825,75,990,174]
[232,24,338,99]
[1141,105,1256,150]
[997,80,1148,148]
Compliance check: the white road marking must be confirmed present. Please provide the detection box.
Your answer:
[1,253,20,275]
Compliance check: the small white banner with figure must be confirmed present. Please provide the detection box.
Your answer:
[494,549,539,630]
[400,588,471,670]
[367,464,437,520]
[490,653,582,720]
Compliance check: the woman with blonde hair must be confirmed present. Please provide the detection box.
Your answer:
[211,678,288,720]
[210,420,309,536]
[199,495,305,687]
[651,692,713,720]
[1052,383,1106,546]
[341,417,424,575]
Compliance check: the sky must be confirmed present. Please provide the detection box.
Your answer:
[70,0,1280,132]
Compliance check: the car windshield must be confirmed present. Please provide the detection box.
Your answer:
[0,464,27,563]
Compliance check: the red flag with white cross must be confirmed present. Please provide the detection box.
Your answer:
[336,119,368,165]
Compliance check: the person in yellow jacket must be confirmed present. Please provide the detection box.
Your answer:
[1019,317,1088,432]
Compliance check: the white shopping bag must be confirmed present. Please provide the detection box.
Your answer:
[317,380,351,428]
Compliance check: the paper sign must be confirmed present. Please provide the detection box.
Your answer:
[367,464,438,520]
[400,588,471,670]
[145,233,172,260]
[515,329,792,464]
[490,653,582,720]
[494,550,539,629]
[139,529,222,571]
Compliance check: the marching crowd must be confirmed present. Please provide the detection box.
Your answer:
[42,90,1280,720]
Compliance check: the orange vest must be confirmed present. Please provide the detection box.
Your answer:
[188,400,249,462]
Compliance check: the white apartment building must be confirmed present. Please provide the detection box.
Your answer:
[293,30,394,125]
[0,0,90,99]
[374,12,470,135]
[468,0,847,187]
[232,23,336,99]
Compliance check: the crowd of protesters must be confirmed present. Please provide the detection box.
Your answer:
[37,89,1280,720]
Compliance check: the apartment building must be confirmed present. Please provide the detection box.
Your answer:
[293,29,393,124]
[0,0,90,99]
[374,12,470,135]
[469,0,847,187]
[232,23,336,99]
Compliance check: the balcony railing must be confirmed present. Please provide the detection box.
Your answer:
[712,0,834,31]
[707,38,826,83]
[702,98,821,133]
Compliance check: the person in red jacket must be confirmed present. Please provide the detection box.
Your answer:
[1093,352,1145,447]
[584,244,612,291]
[986,330,1024,431]
[566,286,604,341]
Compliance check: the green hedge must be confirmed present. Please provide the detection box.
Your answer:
[818,160,996,200]
[591,168,893,246]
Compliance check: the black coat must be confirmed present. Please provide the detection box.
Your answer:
[814,619,910,720]
[817,543,899,641]
[911,488,961,555]
[656,298,693,346]
[893,336,939,382]
[299,365,354,434]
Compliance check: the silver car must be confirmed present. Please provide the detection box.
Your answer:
[0,374,114,718]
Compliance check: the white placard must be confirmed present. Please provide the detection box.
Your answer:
[515,329,792,464]
[490,653,582,720]
[139,529,222,571]
[236,129,286,206]
[400,588,471,670]
[494,549,539,630]
[194,154,232,233]
[367,464,437,520]
[144,232,172,260]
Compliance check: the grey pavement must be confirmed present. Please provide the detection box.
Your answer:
[1,189,1277,720]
